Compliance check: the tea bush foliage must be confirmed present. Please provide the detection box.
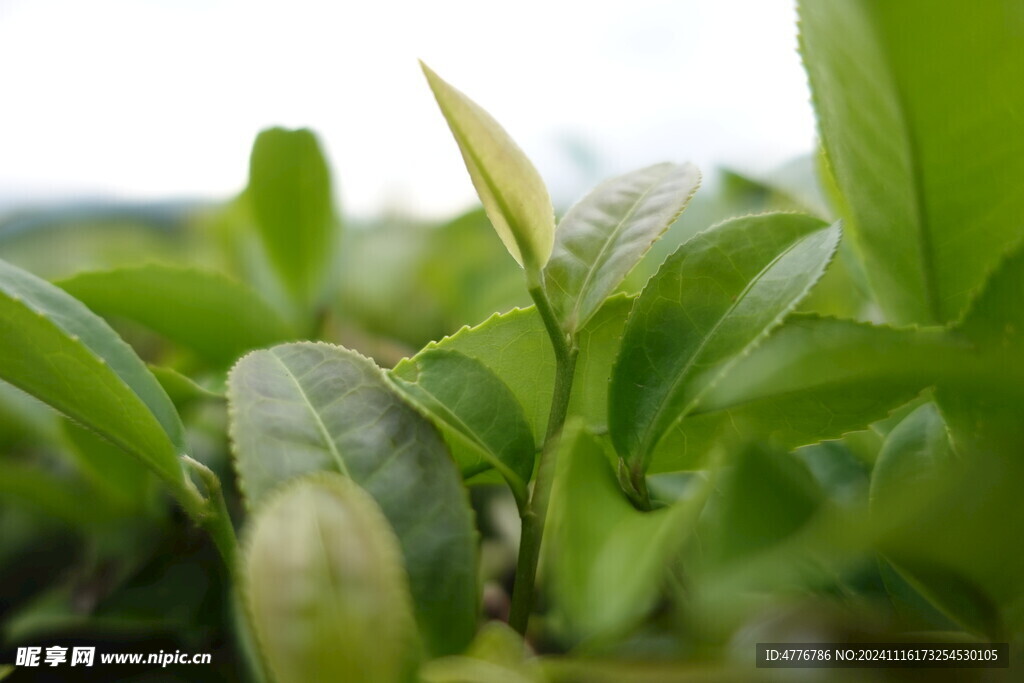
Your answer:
[1,1,1022,679]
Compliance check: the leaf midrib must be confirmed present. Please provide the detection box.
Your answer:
[400,378,526,495]
[890,78,942,324]
[635,233,814,464]
[311,494,349,654]
[816,1,941,323]
[564,166,675,331]
[457,128,533,268]
[268,349,351,478]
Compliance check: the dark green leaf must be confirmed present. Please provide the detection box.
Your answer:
[701,443,823,567]
[682,444,843,634]
[870,403,1016,636]
[62,419,155,513]
[228,343,477,655]
[610,214,841,473]
[388,350,534,507]
[650,315,954,471]
[0,461,115,529]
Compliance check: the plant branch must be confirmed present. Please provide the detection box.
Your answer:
[181,455,240,571]
[181,456,268,682]
[509,284,578,634]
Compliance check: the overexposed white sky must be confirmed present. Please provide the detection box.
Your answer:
[0,0,815,218]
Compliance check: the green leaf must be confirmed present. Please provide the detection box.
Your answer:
[0,460,116,530]
[148,364,225,409]
[799,0,1024,325]
[649,315,954,472]
[544,163,701,333]
[392,295,632,450]
[609,214,841,474]
[700,443,823,568]
[62,419,155,513]
[682,444,839,633]
[247,127,338,308]
[0,380,61,450]
[870,403,1013,636]
[228,342,477,655]
[388,350,534,508]
[548,423,704,642]
[869,404,957,532]
[877,557,961,632]
[937,243,1024,455]
[244,474,416,683]
[421,62,555,273]
[929,245,1024,633]
[0,258,185,486]
[57,265,295,365]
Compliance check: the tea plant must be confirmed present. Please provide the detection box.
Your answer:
[1,0,1022,679]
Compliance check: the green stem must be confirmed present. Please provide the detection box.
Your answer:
[509,284,578,635]
[181,456,268,682]
[182,456,240,570]
[618,459,653,511]
[629,462,654,511]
